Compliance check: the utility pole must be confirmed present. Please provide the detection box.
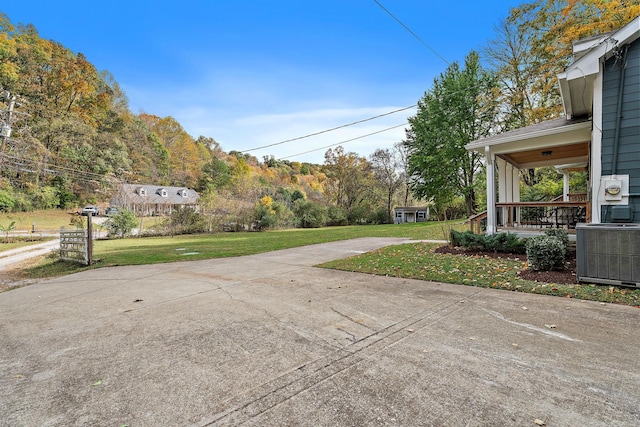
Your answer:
[0,92,17,173]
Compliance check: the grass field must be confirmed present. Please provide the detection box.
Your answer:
[17,221,462,279]
[0,209,164,233]
[0,209,76,231]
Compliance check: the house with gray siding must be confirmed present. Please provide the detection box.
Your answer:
[466,16,640,234]
[110,184,200,216]
[394,206,430,224]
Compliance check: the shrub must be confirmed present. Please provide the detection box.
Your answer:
[369,208,392,225]
[544,228,569,251]
[450,230,526,254]
[161,208,207,235]
[293,199,327,228]
[252,204,277,231]
[450,230,486,251]
[526,235,566,271]
[104,209,138,238]
[326,206,348,226]
[485,232,527,254]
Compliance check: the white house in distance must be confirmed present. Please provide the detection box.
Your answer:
[110,184,200,216]
[466,16,640,234]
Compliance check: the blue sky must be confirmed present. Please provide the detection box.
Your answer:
[3,1,520,164]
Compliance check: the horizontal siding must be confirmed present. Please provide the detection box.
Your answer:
[601,37,640,223]
[601,114,640,130]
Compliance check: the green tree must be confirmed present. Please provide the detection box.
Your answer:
[405,51,500,217]
[0,188,15,212]
[104,209,137,238]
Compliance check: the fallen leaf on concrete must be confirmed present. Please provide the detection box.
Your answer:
[133,299,143,303]
[521,306,528,310]
[406,328,415,333]
[544,324,557,329]
[92,380,102,386]
[534,419,545,426]
[512,343,519,348]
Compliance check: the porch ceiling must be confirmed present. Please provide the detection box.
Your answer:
[500,141,589,169]
[466,117,592,170]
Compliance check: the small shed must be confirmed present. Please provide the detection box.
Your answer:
[394,206,429,224]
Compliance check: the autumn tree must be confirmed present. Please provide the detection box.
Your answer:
[405,52,501,217]
[369,148,402,220]
[486,0,640,126]
[323,146,374,215]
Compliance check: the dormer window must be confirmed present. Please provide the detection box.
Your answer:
[138,187,147,197]
[157,188,168,197]
[179,189,188,198]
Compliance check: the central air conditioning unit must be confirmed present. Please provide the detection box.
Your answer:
[576,223,640,288]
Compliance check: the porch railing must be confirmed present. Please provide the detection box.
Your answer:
[552,193,588,202]
[469,198,590,234]
[497,200,589,230]
[468,211,487,234]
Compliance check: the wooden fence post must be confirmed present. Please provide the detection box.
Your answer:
[87,214,93,265]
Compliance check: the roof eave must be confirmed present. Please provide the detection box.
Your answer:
[466,119,592,153]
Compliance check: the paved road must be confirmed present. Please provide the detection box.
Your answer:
[1,238,639,426]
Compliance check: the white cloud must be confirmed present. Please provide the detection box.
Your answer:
[123,63,418,164]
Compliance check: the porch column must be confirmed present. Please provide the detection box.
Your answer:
[497,157,507,227]
[497,158,521,227]
[563,172,570,201]
[485,146,496,235]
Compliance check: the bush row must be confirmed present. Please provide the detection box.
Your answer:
[450,230,527,254]
[450,229,570,271]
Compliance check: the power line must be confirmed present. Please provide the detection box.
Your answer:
[372,0,450,65]
[241,104,416,152]
[2,154,115,182]
[281,123,407,160]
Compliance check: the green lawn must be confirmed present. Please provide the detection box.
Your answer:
[20,221,464,278]
[95,221,457,265]
[0,209,166,234]
[319,242,640,307]
[0,209,77,231]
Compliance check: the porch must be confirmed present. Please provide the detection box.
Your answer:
[466,117,593,235]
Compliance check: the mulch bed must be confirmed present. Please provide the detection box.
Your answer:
[434,245,578,285]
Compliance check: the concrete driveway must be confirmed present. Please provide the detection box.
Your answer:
[1,238,639,426]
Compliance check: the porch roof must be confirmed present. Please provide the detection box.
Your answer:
[465,116,591,169]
